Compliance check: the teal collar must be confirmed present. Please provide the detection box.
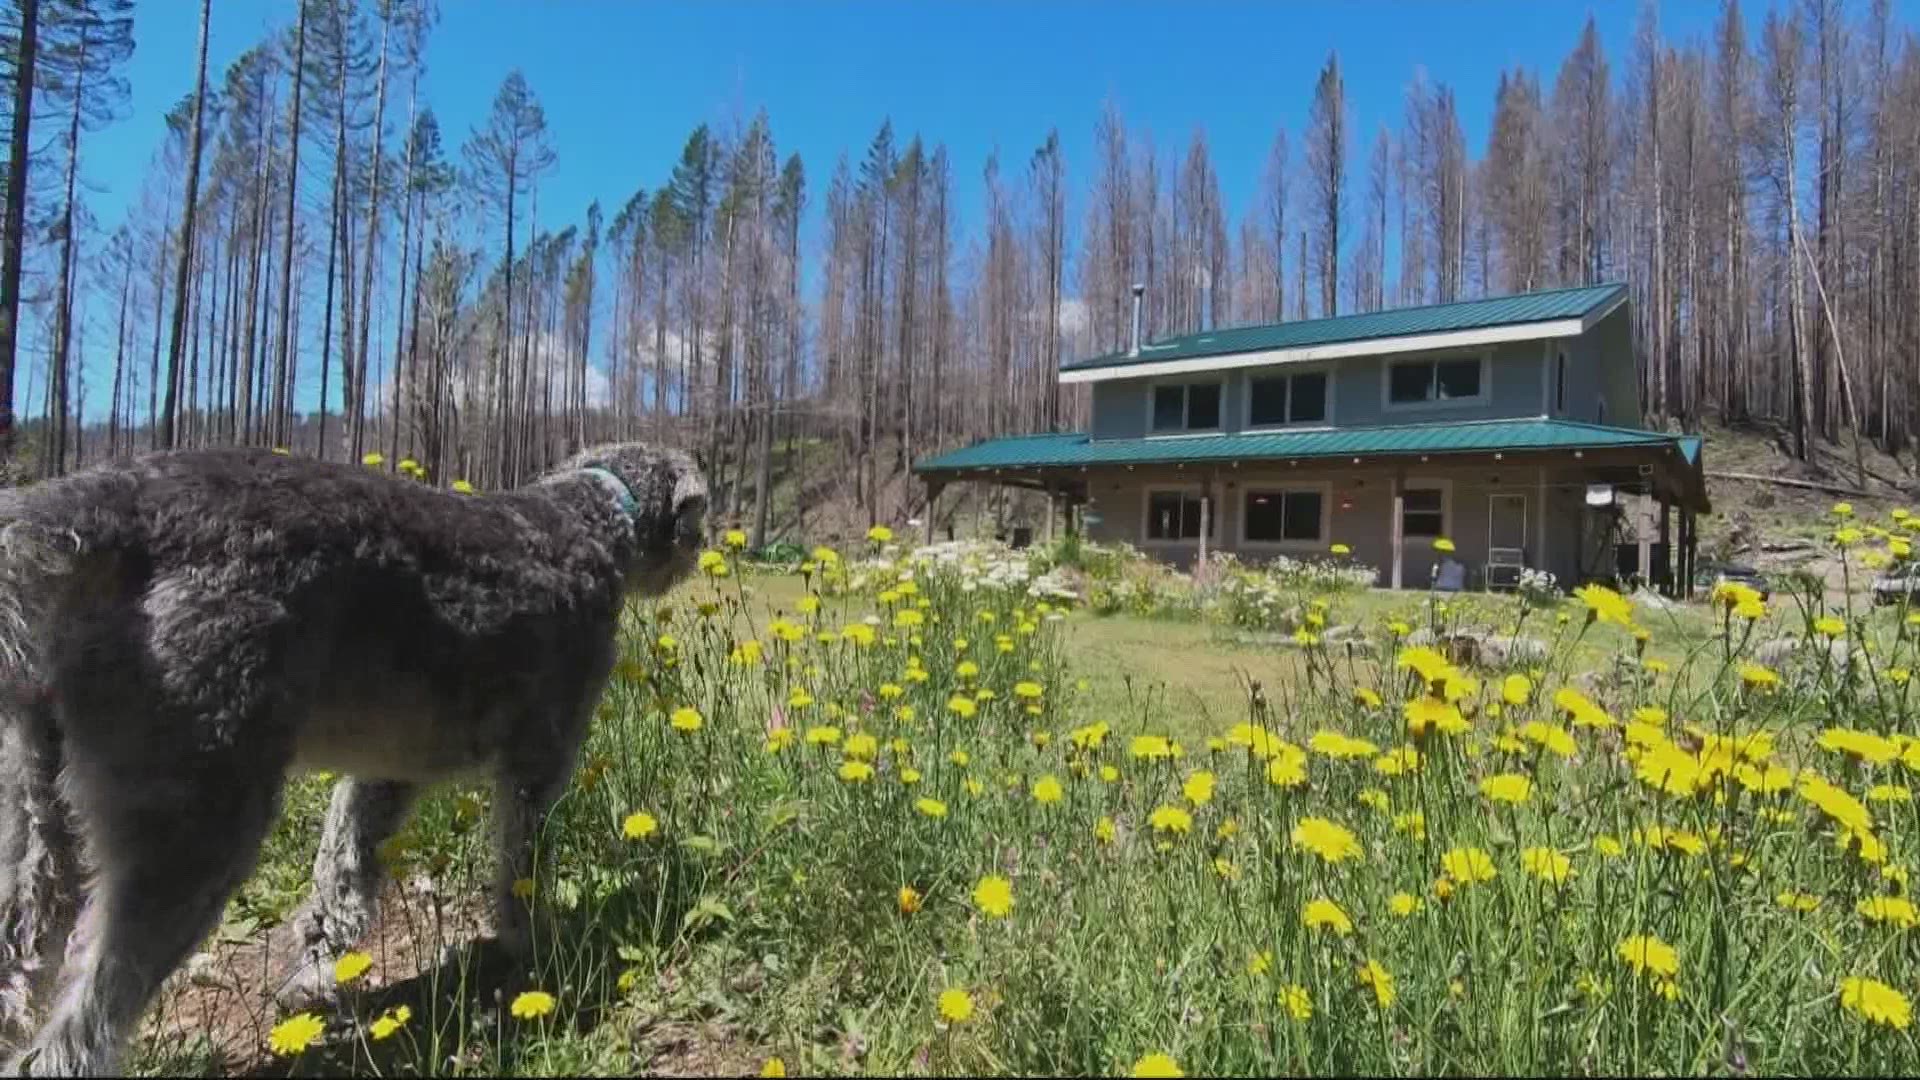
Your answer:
[580,466,641,518]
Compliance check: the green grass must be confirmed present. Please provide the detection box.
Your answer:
[137,542,1920,1077]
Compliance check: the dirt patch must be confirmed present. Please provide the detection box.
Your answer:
[139,878,492,1076]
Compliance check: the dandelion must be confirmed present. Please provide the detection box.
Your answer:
[1814,615,1847,637]
[1777,891,1822,913]
[1740,662,1781,690]
[669,706,703,733]
[761,1059,788,1078]
[1392,810,1427,840]
[1330,543,1351,555]
[947,695,979,719]
[1616,935,1679,979]
[362,452,386,467]
[938,987,975,1023]
[1389,892,1422,917]
[1519,720,1575,758]
[333,951,373,985]
[1281,984,1312,1021]
[367,1005,412,1041]
[1094,816,1117,844]
[1130,1053,1184,1078]
[1480,773,1533,804]
[1840,976,1911,1031]
[1574,583,1634,626]
[897,885,924,915]
[844,732,879,760]
[1521,846,1575,886]
[1013,680,1044,699]
[1182,770,1216,805]
[1302,897,1353,935]
[1432,537,1455,553]
[1246,950,1273,977]
[509,990,557,1020]
[1856,895,1918,928]
[268,1012,325,1056]
[837,760,875,783]
[622,811,659,840]
[1149,805,1193,835]
[972,874,1014,918]
[1291,816,1363,864]
[1404,696,1467,737]
[1357,959,1396,1008]
[1031,775,1065,804]
[1502,674,1532,706]
[915,797,948,819]
[1440,846,1497,885]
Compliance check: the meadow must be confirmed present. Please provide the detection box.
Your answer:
[139,514,1920,1077]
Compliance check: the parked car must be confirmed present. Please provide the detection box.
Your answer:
[1694,562,1771,601]
[1873,565,1920,606]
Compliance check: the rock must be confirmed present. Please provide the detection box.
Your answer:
[1752,638,1802,667]
[186,951,233,991]
[1761,539,1815,554]
[1630,588,1673,612]
[1479,635,1549,667]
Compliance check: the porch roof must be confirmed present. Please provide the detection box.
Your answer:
[913,417,1710,510]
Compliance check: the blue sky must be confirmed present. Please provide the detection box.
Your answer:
[97,1,1791,246]
[68,0,1912,424]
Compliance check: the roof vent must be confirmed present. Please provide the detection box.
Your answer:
[1129,283,1145,358]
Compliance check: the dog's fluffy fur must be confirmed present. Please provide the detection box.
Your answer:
[0,443,706,1075]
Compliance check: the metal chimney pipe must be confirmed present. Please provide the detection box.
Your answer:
[1129,283,1145,357]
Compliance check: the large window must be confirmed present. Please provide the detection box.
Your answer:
[1388,356,1483,405]
[1145,490,1216,541]
[1247,370,1328,427]
[1244,489,1325,543]
[1150,382,1223,433]
[1401,488,1445,538]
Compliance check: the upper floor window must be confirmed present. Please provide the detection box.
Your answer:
[1150,381,1222,433]
[1388,356,1483,406]
[1247,370,1328,427]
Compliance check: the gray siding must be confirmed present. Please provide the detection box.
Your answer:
[1080,461,1587,589]
[1084,314,1645,439]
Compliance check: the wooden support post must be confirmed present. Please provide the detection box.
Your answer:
[924,480,943,546]
[1658,498,1673,596]
[1636,494,1653,592]
[1390,473,1405,590]
[1043,484,1057,543]
[1197,488,1211,566]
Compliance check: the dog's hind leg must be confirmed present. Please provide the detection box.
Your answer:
[274,778,416,1010]
[0,706,81,1045]
[7,756,281,1077]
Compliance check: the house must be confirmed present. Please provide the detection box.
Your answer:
[912,282,1710,594]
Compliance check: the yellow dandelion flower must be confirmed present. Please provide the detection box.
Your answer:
[1857,895,1918,928]
[1182,770,1216,805]
[1130,1053,1184,1078]
[1302,896,1353,935]
[972,874,1013,918]
[1520,846,1575,886]
[938,987,974,1023]
[1440,846,1497,885]
[898,885,924,915]
[268,1012,325,1056]
[1290,816,1363,864]
[1031,774,1065,805]
[1149,805,1193,835]
[1389,892,1422,917]
[1094,816,1117,844]
[367,1005,412,1041]
[1479,773,1532,804]
[509,990,557,1020]
[1840,976,1911,1031]
[622,811,658,840]
[669,706,703,733]
[1281,984,1312,1021]
[1357,959,1396,1008]
[1616,935,1679,979]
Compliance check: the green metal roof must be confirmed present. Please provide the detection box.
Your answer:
[914,418,1692,472]
[1063,282,1627,373]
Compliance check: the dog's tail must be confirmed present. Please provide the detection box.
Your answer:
[0,497,84,1032]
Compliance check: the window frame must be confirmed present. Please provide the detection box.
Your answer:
[1239,482,1333,549]
[1380,350,1492,412]
[1398,479,1452,541]
[1140,485,1219,546]
[1243,365,1334,430]
[1144,377,1228,436]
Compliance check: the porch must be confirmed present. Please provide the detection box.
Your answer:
[912,420,1711,596]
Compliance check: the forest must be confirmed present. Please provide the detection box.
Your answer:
[1,0,1917,544]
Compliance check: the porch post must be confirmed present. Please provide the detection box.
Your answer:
[1535,466,1548,582]
[1636,492,1653,592]
[925,479,944,546]
[1390,473,1405,590]
[1198,474,1212,565]
[1043,482,1057,544]
[1658,498,1673,596]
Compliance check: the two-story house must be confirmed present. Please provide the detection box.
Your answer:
[912,282,1710,594]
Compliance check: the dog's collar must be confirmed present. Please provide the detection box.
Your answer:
[579,466,640,518]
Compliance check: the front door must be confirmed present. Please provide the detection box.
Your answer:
[1399,483,1448,588]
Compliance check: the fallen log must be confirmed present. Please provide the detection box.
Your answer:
[1705,469,1879,500]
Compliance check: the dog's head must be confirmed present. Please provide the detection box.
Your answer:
[559,443,708,595]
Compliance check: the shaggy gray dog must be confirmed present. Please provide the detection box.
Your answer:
[0,442,707,1076]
